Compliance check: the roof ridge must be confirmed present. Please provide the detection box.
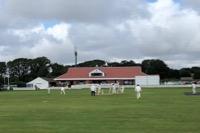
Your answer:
[71,66,141,68]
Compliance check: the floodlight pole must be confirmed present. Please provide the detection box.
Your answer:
[3,76,5,85]
[2,74,6,86]
[7,75,10,90]
[6,62,10,90]
[74,46,78,66]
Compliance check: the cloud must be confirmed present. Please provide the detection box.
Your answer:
[123,0,200,68]
[0,23,74,63]
[0,0,200,69]
[68,0,200,68]
[47,23,70,41]
[4,0,146,23]
[180,0,200,12]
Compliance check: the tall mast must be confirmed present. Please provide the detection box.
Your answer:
[74,46,78,66]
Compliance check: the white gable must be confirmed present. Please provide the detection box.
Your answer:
[27,77,48,84]
[27,77,49,89]
[89,69,105,77]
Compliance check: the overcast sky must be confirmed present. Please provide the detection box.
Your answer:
[0,0,200,69]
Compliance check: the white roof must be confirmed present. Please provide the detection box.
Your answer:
[27,77,48,84]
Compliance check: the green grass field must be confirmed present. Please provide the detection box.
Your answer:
[0,88,200,133]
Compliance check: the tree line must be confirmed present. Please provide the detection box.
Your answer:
[0,57,200,86]
[0,57,68,86]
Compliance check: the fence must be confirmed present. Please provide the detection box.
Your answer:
[11,84,200,90]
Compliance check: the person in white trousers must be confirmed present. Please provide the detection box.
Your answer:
[60,86,66,95]
[121,86,125,93]
[47,87,51,94]
[135,84,142,99]
[97,84,102,95]
[112,83,117,94]
[90,84,96,96]
[192,82,197,94]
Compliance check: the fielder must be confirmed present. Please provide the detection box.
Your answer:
[47,87,51,94]
[108,84,112,94]
[121,86,125,93]
[97,84,102,95]
[90,84,96,96]
[112,83,117,94]
[192,82,197,94]
[135,84,142,99]
[60,86,66,95]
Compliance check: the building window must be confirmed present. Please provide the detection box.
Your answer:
[91,73,103,77]
[77,81,85,85]
[123,80,134,85]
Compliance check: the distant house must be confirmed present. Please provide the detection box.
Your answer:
[180,77,193,81]
[27,77,56,89]
[42,77,57,87]
[180,77,193,84]
[54,66,147,85]
[135,75,160,86]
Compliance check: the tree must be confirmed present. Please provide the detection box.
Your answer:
[108,60,139,67]
[179,68,191,77]
[0,62,6,84]
[141,59,169,79]
[167,69,180,79]
[191,67,200,73]
[7,58,31,83]
[77,59,106,67]
[120,60,138,66]
[191,67,200,79]
[0,62,6,75]
[193,71,200,79]
[7,57,52,84]
[29,57,51,79]
[5,57,68,84]
[108,62,121,67]
[49,63,68,77]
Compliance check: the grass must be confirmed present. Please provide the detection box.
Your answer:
[0,88,200,133]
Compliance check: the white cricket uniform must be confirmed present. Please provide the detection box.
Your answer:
[61,87,66,95]
[90,85,96,92]
[121,86,125,93]
[135,85,142,99]
[48,87,51,94]
[97,84,101,95]
[112,84,117,94]
[192,83,196,94]
[90,85,96,96]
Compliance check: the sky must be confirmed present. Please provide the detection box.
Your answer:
[0,0,200,69]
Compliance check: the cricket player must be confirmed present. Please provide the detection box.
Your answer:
[108,84,112,94]
[97,84,102,95]
[90,84,96,96]
[121,86,125,93]
[112,83,117,94]
[47,87,51,94]
[60,86,66,95]
[135,84,142,99]
[192,82,197,94]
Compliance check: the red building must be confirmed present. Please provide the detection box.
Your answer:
[55,66,147,85]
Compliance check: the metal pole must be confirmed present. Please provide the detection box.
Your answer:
[7,77,9,90]
[74,46,78,66]
[3,76,5,85]
[75,50,77,66]
[6,62,10,90]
